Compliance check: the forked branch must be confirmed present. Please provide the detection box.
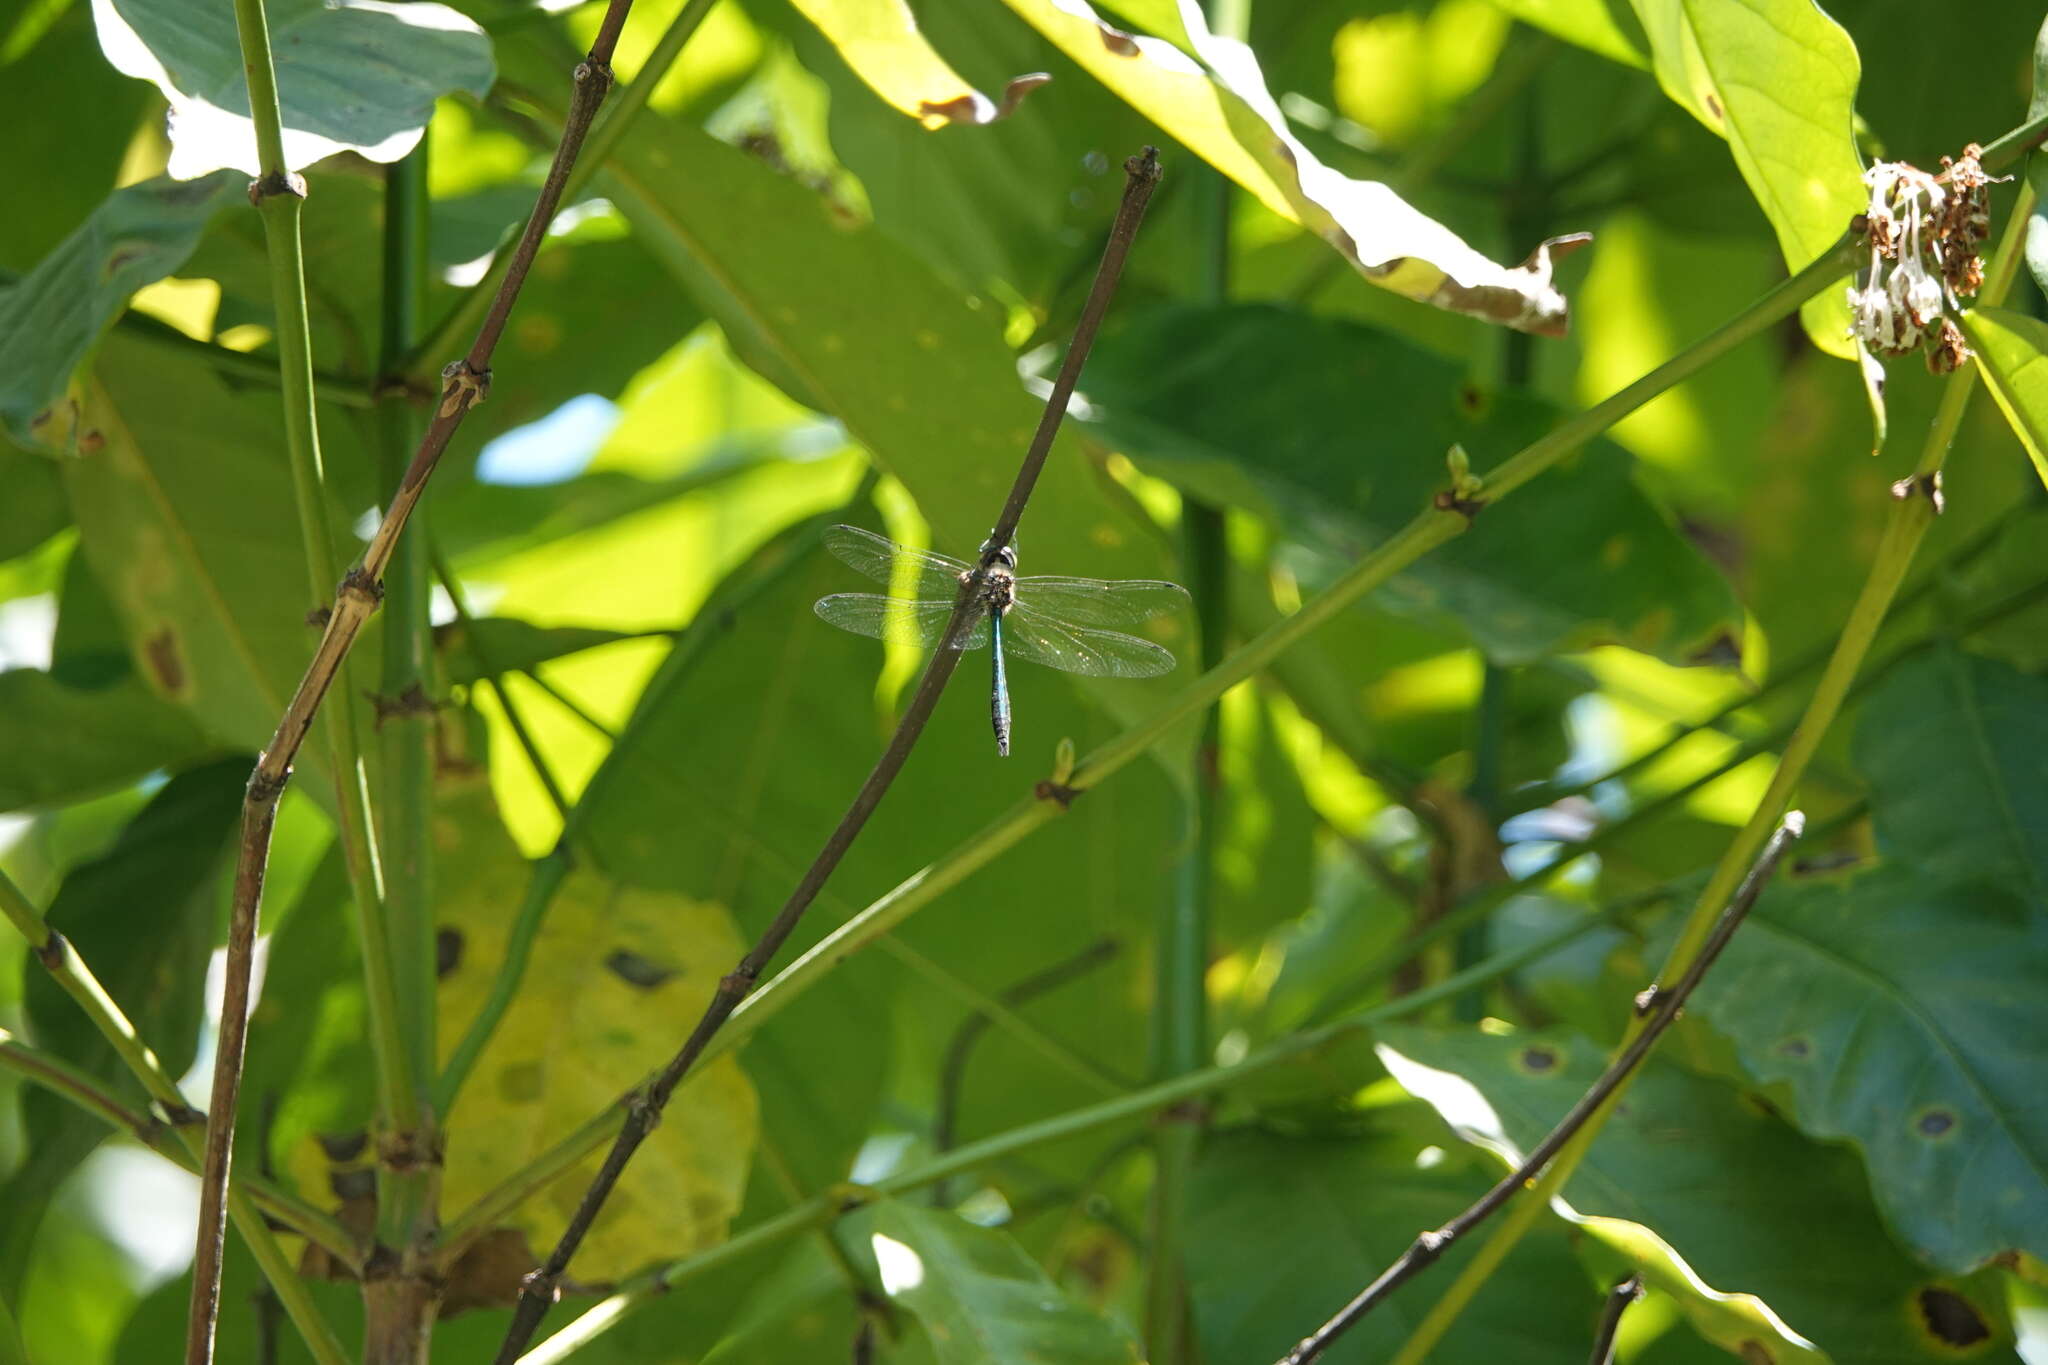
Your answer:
[487,146,1164,1364]
[186,3,644,1359]
[1276,812,1804,1365]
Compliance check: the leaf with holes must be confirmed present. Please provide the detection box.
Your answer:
[90,0,494,177]
[0,171,241,451]
[1855,646,2048,907]
[1961,306,2048,496]
[1380,1025,2020,1362]
[789,0,1047,128]
[428,780,758,1283]
[837,1198,1142,1363]
[1626,0,1863,358]
[999,0,1586,333]
[1662,865,2048,1272]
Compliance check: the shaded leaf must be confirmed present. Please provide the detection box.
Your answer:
[1186,1126,1595,1364]
[1960,306,2048,496]
[836,1198,1142,1363]
[431,780,759,1283]
[1381,1025,2019,1362]
[1000,0,1585,333]
[435,618,644,688]
[91,0,494,176]
[1668,865,2048,1272]
[0,171,240,451]
[0,667,212,812]
[1627,0,1863,357]
[0,447,67,558]
[1854,646,2048,905]
[789,0,1046,128]
[1087,303,1740,665]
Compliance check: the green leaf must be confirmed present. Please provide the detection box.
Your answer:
[61,333,354,788]
[3,759,243,1301]
[836,1198,1142,1363]
[0,446,67,561]
[1087,303,1741,665]
[1667,865,2048,1272]
[1854,646,2048,905]
[1381,1025,2019,1362]
[0,171,241,451]
[91,0,494,177]
[1185,1126,1597,1363]
[788,0,1045,128]
[1487,0,1649,67]
[999,0,1584,333]
[0,667,213,813]
[434,618,643,688]
[0,1285,26,1365]
[1960,306,2048,495]
[1625,0,1864,358]
[429,781,759,1283]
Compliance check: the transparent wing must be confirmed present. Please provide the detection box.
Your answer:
[1010,575,1191,628]
[822,525,969,598]
[1000,603,1178,678]
[814,594,990,650]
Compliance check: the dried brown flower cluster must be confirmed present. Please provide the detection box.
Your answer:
[1848,144,2000,374]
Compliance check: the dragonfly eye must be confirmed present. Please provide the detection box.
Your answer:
[978,533,1018,570]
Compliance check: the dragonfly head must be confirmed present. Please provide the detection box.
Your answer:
[978,532,1018,571]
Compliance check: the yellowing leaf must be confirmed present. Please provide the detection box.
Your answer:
[1628,0,1864,357]
[790,0,1047,128]
[1961,305,2048,494]
[1001,0,1587,334]
[435,784,758,1282]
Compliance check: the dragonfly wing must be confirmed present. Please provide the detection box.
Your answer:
[999,604,1178,678]
[1010,576,1191,628]
[814,594,990,650]
[823,525,969,597]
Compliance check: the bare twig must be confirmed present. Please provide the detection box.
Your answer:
[1587,1276,1642,1365]
[488,146,1165,1364]
[186,4,644,1359]
[1276,812,1804,1365]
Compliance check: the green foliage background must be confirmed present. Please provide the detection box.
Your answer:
[3,0,2048,1361]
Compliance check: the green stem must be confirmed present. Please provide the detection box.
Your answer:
[433,548,573,821]
[370,142,444,1297]
[1388,175,2037,1365]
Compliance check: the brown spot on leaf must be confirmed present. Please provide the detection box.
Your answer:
[442,1227,539,1314]
[1737,1341,1774,1364]
[1916,1286,1990,1346]
[1519,1045,1558,1074]
[437,928,464,979]
[1915,1108,1957,1139]
[604,949,678,989]
[317,1129,369,1163]
[1778,1036,1812,1060]
[143,627,187,695]
[498,1060,544,1103]
[1455,383,1485,416]
[1704,92,1724,120]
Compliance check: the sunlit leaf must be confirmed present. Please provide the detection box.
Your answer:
[431,781,758,1283]
[837,1198,1143,1363]
[788,0,1046,128]
[1382,1026,2019,1362]
[1669,865,2048,1272]
[1960,306,2048,495]
[89,0,494,177]
[1000,0,1586,334]
[1627,0,1863,358]
[0,171,240,451]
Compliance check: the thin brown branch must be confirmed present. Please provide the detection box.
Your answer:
[186,4,642,1357]
[1587,1275,1642,1365]
[487,146,1165,1364]
[1277,812,1805,1365]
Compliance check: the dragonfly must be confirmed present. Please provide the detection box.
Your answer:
[814,524,1191,757]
